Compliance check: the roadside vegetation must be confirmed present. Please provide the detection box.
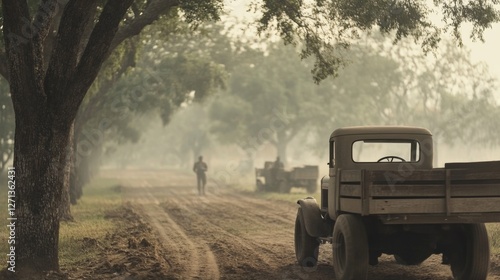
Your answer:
[0,176,122,271]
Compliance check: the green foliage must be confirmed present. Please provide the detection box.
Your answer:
[304,35,500,157]
[257,0,499,82]
[114,21,228,126]
[209,41,321,161]
[58,177,122,268]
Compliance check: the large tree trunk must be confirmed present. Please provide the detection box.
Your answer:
[60,122,74,221]
[15,111,72,275]
[2,0,135,276]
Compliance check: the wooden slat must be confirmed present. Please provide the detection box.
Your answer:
[371,183,500,197]
[451,184,500,197]
[379,213,500,225]
[370,198,445,214]
[445,160,500,170]
[369,197,500,215]
[344,168,500,183]
[340,184,361,197]
[371,184,445,197]
[450,169,500,181]
[368,169,446,183]
[450,198,500,213]
[340,198,362,214]
[340,170,361,182]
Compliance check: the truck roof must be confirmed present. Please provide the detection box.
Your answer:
[330,126,432,139]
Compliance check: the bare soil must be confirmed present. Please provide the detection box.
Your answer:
[75,169,500,279]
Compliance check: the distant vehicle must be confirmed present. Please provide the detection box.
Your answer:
[295,126,500,280]
[255,161,319,193]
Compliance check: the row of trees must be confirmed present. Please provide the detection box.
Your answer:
[207,37,500,166]
[113,32,499,173]
[1,0,499,278]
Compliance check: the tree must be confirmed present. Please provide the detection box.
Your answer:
[255,0,499,82]
[1,0,498,277]
[306,35,499,161]
[210,42,322,163]
[0,0,223,276]
[71,22,227,203]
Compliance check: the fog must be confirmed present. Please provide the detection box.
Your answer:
[92,4,500,189]
[4,1,499,189]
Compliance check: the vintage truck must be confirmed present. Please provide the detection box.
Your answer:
[256,161,319,193]
[295,126,500,280]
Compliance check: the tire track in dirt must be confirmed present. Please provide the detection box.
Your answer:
[123,180,220,279]
[107,169,500,280]
[160,189,287,277]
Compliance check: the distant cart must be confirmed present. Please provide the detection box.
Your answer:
[255,161,318,193]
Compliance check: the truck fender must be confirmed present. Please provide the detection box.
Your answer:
[297,197,331,237]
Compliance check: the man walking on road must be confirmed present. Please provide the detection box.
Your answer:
[193,156,208,195]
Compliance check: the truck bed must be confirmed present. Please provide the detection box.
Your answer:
[334,161,500,224]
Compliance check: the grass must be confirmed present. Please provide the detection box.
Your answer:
[58,178,123,268]
[0,175,123,269]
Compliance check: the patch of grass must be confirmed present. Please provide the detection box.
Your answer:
[0,176,123,270]
[59,178,122,268]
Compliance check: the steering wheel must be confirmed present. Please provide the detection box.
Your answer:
[377,156,406,162]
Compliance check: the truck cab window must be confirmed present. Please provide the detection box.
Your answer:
[329,141,335,167]
[352,140,420,163]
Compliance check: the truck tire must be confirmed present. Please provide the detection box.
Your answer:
[306,180,317,194]
[294,208,320,267]
[332,214,369,280]
[450,223,490,280]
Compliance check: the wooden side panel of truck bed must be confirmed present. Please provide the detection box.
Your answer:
[337,161,500,224]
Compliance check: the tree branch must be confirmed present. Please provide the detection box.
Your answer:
[76,40,137,134]
[62,0,134,121]
[1,0,45,114]
[45,0,100,101]
[32,0,59,50]
[32,0,59,84]
[110,0,179,51]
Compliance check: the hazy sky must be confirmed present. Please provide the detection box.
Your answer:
[465,24,500,81]
[224,1,500,88]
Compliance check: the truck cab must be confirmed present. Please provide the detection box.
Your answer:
[322,126,433,217]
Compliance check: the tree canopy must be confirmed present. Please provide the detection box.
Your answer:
[255,0,500,82]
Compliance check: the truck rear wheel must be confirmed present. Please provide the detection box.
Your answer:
[294,208,319,267]
[449,223,490,280]
[332,214,369,280]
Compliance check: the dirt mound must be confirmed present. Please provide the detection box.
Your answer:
[67,204,171,280]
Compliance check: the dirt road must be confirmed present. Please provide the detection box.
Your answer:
[105,169,500,280]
